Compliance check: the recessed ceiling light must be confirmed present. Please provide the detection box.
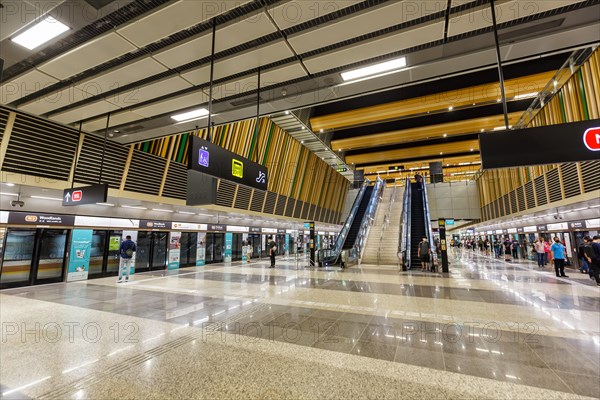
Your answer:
[440,152,443,155]
[470,148,474,151]
[285,111,290,115]
[121,205,147,210]
[320,129,324,133]
[113,130,120,133]
[480,129,485,132]
[11,17,70,50]
[171,108,209,122]
[300,140,304,144]
[96,203,115,207]
[443,134,447,137]
[448,106,453,111]
[341,56,407,81]
[153,208,174,213]
[177,211,195,215]
[5,183,15,187]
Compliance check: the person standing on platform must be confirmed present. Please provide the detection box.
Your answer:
[534,238,546,269]
[268,236,277,269]
[512,239,519,259]
[418,237,431,272]
[118,235,136,283]
[551,237,568,278]
[544,238,552,266]
[503,237,512,262]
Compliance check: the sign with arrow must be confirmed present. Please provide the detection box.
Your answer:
[63,184,108,206]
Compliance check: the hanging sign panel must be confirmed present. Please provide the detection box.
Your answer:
[62,184,108,206]
[188,136,268,191]
[480,119,600,169]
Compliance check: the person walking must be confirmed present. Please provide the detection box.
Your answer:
[544,238,552,266]
[550,237,568,278]
[418,237,431,272]
[584,236,600,286]
[118,235,136,283]
[268,236,277,269]
[534,238,545,269]
[577,240,589,274]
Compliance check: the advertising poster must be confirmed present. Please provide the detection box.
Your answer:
[168,232,181,270]
[109,236,121,251]
[224,233,233,263]
[285,234,290,258]
[122,231,138,275]
[196,232,206,266]
[67,229,93,282]
[242,233,248,264]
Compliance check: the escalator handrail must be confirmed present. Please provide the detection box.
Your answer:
[399,178,411,269]
[421,178,437,266]
[354,177,384,261]
[320,178,371,264]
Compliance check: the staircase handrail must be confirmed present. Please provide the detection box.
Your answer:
[421,178,437,267]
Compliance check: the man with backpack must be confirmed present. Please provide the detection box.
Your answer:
[118,235,137,283]
[268,236,277,269]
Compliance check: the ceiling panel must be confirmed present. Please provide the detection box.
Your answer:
[19,86,93,115]
[152,11,277,69]
[209,62,308,99]
[362,155,482,174]
[447,0,587,38]
[107,76,192,108]
[37,33,137,80]
[1,70,59,105]
[133,90,209,118]
[288,0,446,54]
[117,0,252,48]
[346,140,480,165]
[181,40,295,85]
[81,110,147,132]
[75,58,168,96]
[303,21,445,74]
[49,100,120,125]
[268,1,363,30]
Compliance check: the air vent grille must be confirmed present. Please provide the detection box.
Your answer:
[264,192,277,214]
[125,151,165,195]
[503,194,511,215]
[534,175,547,206]
[546,168,561,203]
[75,135,128,188]
[275,195,287,216]
[524,181,535,209]
[216,180,236,207]
[561,163,580,198]
[3,113,79,181]
[0,107,10,143]
[509,190,518,214]
[581,160,600,192]
[293,201,303,219]
[517,186,525,211]
[494,200,500,219]
[301,203,310,220]
[234,186,251,210]
[285,198,295,217]
[308,204,316,220]
[162,161,186,200]
[250,190,266,213]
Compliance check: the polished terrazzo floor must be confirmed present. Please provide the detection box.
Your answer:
[1,249,598,399]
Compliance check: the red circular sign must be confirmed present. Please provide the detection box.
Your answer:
[583,127,600,151]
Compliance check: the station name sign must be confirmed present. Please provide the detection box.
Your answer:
[188,136,268,191]
[479,119,600,169]
[8,212,75,226]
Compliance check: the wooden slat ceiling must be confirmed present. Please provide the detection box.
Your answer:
[332,112,522,151]
[361,155,482,175]
[312,71,554,132]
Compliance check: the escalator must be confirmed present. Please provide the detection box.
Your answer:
[343,186,374,250]
[409,182,427,269]
[319,178,383,267]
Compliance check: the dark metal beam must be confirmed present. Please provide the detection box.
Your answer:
[207,17,217,143]
[490,0,510,129]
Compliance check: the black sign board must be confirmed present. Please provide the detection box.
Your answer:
[353,170,364,189]
[517,227,524,233]
[429,162,443,183]
[188,136,268,191]
[438,219,449,273]
[62,184,108,206]
[277,229,286,234]
[537,224,548,232]
[249,227,261,233]
[568,220,586,230]
[139,220,172,229]
[208,224,226,231]
[8,212,75,226]
[480,119,600,169]
[308,221,315,267]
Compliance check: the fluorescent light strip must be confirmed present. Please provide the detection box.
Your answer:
[31,195,62,201]
[11,17,70,50]
[121,205,147,210]
[513,92,539,100]
[198,213,213,217]
[153,208,174,213]
[177,211,196,215]
[492,125,513,131]
[1,193,19,197]
[341,57,407,81]
[96,202,115,207]
[171,108,209,122]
